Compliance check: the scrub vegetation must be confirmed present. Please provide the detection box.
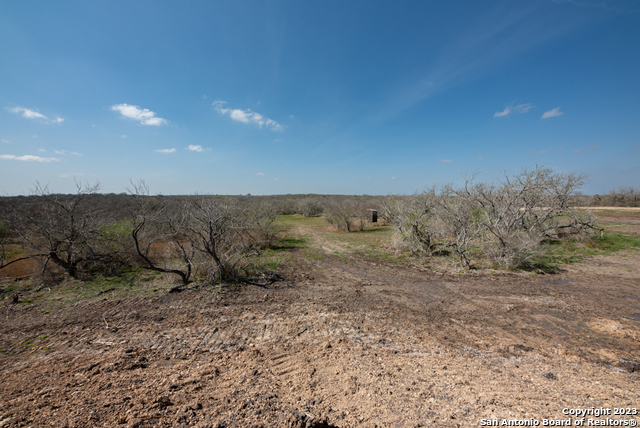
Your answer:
[1,167,637,290]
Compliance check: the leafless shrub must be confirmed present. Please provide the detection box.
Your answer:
[323,196,378,232]
[354,198,373,232]
[0,181,124,278]
[458,167,595,267]
[388,167,596,268]
[384,192,439,255]
[182,196,268,283]
[297,198,324,217]
[242,200,279,248]
[604,187,640,207]
[435,183,482,268]
[276,198,297,215]
[324,198,360,232]
[128,181,194,285]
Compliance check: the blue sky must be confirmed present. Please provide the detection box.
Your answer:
[1,0,639,195]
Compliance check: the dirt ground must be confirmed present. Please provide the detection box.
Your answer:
[1,212,639,427]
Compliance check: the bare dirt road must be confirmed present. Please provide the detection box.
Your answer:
[1,216,639,427]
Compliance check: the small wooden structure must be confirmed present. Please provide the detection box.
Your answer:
[367,209,378,223]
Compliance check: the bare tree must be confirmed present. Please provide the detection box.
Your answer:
[0,181,120,278]
[385,191,440,256]
[436,182,482,269]
[297,197,324,217]
[324,198,356,232]
[465,167,595,267]
[385,167,596,269]
[323,197,373,232]
[243,199,279,248]
[128,181,193,285]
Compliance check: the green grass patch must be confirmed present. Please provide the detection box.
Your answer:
[592,231,640,253]
[272,235,309,250]
[276,215,327,228]
[529,231,640,271]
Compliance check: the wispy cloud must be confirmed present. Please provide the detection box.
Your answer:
[7,106,64,123]
[494,102,534,118]
[542,107,564,119]
[186,144,209,152]
[54,150,82,156]
[0,154,60,162]
[376,8,584,122]
[573,145,600,154]
[255,172,265,176]
[438,159,453,163]
[213,100,284,131]
[1,139,10,144]
[477,156,483,159]
[156,148,176,154]
[391,176,397,180]
[111,104,167,126]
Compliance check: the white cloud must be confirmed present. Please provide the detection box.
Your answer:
[9,106,47,120]
[1,139,11,144]
[391,176,397,180]
[111,104,167,126]
[156,148,176,153]
[494,102,534,118]
[213,100,284,131]
[7,106,64,123]
[542,107,564,119]
[54,150,82,156]
[255,172,265,176]
[572,145,600,154]
[119,135,127,139]
[439,159,453,163]
[0,154,60,162]
[477,156,483,159]
[186,144,209,152]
